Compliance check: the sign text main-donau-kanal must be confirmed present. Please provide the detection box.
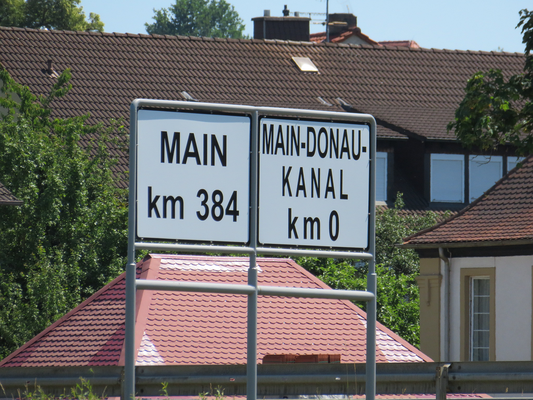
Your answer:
[258,118,370,250]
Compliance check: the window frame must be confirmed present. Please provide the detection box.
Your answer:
[470,276,490,361]
[468,155,503,203]
[508,156,526,172]
[375,152,388,202]
[430,153,465,203]
[460,268,496,361]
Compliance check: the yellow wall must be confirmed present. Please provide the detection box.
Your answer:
[416,258,441,361]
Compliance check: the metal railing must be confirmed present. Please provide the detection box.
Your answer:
[3,362,533,399]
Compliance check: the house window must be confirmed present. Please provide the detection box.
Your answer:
[376,152,387,202]
[469,156,502,202]
[460,268,495,361]
[508,156,525,172]
[430,154,464,203]
[470,277,490,361]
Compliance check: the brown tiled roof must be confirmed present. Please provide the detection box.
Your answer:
[309,26,379,45]
[0,27,525,185]
[309,28,420,50]
[0,255,431,367]
[379,40,421,49]
[402,156,533,248]
[0,181,22,206]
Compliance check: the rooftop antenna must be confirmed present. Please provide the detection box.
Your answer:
[326,0,330,42]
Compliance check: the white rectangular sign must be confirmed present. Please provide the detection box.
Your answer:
[258,118,370,250]
[136,110,251,243]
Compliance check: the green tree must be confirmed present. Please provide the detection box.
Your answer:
[0,0,25,27]
[296,195,448,347]
[0,67,127,358]
[0,0,104,32]
[448,9,533,155]
[145,0,246,39]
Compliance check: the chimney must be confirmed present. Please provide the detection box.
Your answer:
[328,13,357,36]
[252,6,311,41]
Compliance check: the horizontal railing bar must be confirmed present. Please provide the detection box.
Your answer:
[256,247,373,259]
[0,376,120,386]
[136,372,435,386]
[450,372,533,381]
[258,286,374,301]
[132,99,375,124]
[134,242,255,254]
[135,280,256,295]
[134,243,373,260]
[135,280,374,302]
[7,362,533,396]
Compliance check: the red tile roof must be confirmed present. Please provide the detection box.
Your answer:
[0,255,431,367]
[309,26,379,45]
[0,181,22,205]
[402,156,533,247]
[379,40,421,49]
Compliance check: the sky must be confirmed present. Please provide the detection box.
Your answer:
[81,0,531,53]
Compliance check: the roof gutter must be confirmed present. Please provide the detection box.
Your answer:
[439,247,450,362]
[401,238,533,250]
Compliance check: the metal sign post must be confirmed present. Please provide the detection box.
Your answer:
[126,100,377,400]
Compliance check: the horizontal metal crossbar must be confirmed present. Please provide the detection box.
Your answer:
[4,362,533,398]
[135,279,375,301]
[258,286,374,300]
[134,243,374,260]
[132,99,377,124]
[256,247,374,259]
[134,242,256,254]
[135,280,256,295]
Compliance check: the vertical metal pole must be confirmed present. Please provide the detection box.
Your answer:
[124,101,139,400]
[326,0,330,43]
[247,111,259,400]
[366,119,377,400]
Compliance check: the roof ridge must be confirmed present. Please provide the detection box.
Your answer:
[0,26,526,55]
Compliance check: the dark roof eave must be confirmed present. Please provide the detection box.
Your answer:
[0,200,23,206]
[400,238,533,250]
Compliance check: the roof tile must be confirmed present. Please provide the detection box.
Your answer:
[0,181,22,205]
[0,255,430,367]
[403,156,533,246]
[0,27,525,187]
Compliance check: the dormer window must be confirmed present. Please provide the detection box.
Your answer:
[375,152,387,201]
[430,154,464,203]
[508,156,525,171]
[469,155,502,203]
[430,154,516,204]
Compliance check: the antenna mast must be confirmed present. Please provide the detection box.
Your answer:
[326,0,330,42]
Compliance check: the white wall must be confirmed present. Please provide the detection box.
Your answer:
[442,255,533,361]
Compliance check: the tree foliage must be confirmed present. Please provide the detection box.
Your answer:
[145,0,245,39]
[0,0,104,32]
[448,9,533,155]
[0,68,127,358]
[296,195,448,347]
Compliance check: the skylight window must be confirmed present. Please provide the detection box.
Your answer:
[180,91,198,102]
[292,57,319,73]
